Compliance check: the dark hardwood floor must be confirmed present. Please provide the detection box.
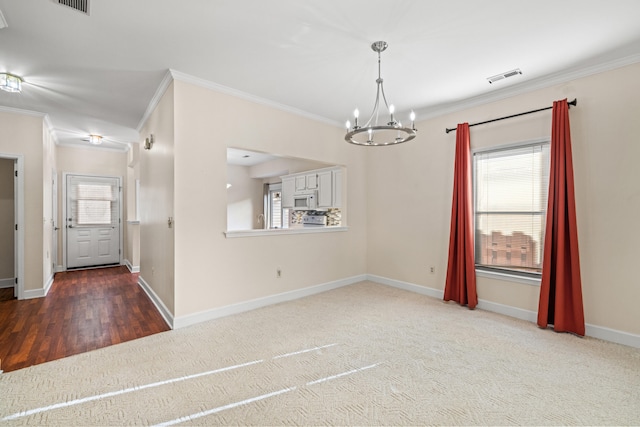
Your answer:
[0,287,15,303]
[0,266,170,373]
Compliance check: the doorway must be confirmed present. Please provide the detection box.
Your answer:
[0,154,24,300]
[63,173,122,269]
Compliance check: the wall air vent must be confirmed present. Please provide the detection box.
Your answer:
[55,0,90,15]
[487,68,522,84]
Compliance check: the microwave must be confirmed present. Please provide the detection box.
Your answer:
[293,192,317,210]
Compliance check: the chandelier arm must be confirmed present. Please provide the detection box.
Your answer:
[363,81,382,128]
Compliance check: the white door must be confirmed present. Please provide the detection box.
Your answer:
[51,170,58,274]
[66,174,120,269]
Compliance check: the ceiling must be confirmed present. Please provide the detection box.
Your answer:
[1,1,639,152]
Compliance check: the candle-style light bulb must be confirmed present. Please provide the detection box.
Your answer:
[367,128,373,143]
[346,120,351,130]
[353,109,359,128]
[410,110,416,129]
[389,104,395,123]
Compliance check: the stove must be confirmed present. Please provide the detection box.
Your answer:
[302,214,327,227]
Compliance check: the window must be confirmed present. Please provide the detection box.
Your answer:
[474,140,550,276]
[265,183,289,229]
[76,184,113,225]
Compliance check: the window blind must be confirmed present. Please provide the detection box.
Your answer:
[474,142,550,274]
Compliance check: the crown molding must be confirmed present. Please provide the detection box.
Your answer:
[0,8,7,29]
[417,52,640,122]
[0,105,46,117]
[170,69,338,127]
[136,69,174,133]
[55,140,129,153]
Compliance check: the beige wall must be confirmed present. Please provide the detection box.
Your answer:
[42,124,56,284]
[0,159,14,281]
[226,164,265,231]
[367,62,640,335]
[139,82,176,314]
[0,111,44,292]
[169,79,367,318]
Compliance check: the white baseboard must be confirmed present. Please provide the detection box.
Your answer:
[173,274,367,330]
[137,275,174,329]
[0,278,14,289]
[123,259,140,273]
[43,274,54,296]
[476,298,538,323]
[23,287,45,299]
[366,274,444,299]
[585,324,640,348]
[367,274,640,349]
[56,265,64,273]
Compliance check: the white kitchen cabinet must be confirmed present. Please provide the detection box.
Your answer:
[282,177,295,208]
[294,175,306,192]
[332,169,343,208]
[281,166,344,209]
[317,170,332,208]
[306,173,318,190]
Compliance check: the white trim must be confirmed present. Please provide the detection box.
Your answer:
[123,259,139,273]
[366,274,444,300]
[43,274,54,296]
[476,269,541,287]
[471,137,550,156]
[23,288,46,299]
[0,278,14,289]
[585,324,640,349]
[169,69,341,128]
[1,153,24,300]
[0,8,7,29]
[417,52,640,122]
[366,274,640,349]
[55,140,129,153]
[225,226,348,238]
[476,298,538,323]
[173,275,366,330]
[55,264,64,273]
[137,275,174,329]
[136,69,174,132]
[0,105,46,118]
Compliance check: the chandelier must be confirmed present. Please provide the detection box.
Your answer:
[345,41,417,146]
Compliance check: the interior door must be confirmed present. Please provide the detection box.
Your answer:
[66,174,120,269]
[51,170,58,274]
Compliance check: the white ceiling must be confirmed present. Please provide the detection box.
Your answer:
[1,0,639,151]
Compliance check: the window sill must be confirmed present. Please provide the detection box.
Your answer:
[224,226,348,238]
[476,268,541,286]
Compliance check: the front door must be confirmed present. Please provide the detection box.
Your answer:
[66,174,120,269]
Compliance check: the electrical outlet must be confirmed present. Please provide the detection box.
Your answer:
[276,267,282,278]
[430,266,435,274]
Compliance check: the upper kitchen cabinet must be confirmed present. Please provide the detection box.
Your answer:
[281,166,344,209]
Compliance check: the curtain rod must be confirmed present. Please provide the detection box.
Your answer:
[445,98,577,134]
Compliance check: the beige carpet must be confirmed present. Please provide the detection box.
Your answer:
[1,281,639,426]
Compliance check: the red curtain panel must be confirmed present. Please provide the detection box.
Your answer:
[444,123,478,309]
[537,99,585,336]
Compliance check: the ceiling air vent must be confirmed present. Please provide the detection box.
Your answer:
[487,68,522,84]
[55,0,90,15]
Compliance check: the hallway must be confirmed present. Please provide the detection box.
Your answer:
[0,266,169,372]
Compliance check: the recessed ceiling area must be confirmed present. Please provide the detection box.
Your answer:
[1,0,639,151]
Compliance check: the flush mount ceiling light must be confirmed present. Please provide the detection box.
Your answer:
[0,72,23,93]
[345,41,417,147]
[88,134,102,145]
